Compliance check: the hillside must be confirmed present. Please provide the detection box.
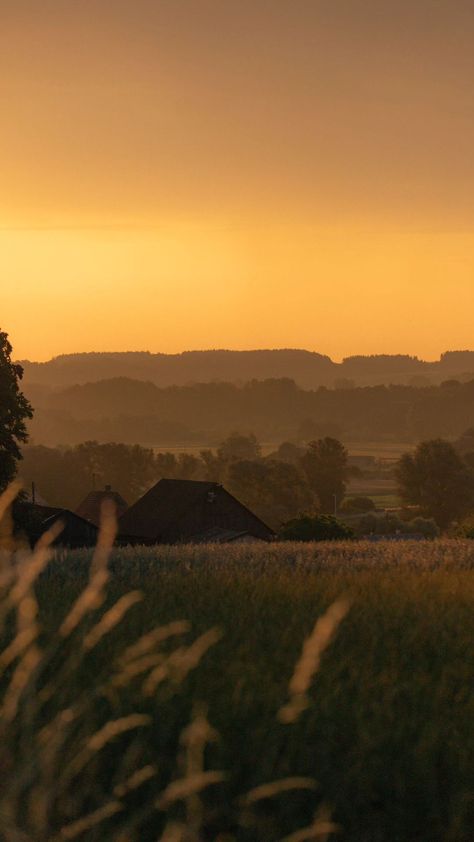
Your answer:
[19,349,474,391]
[25,376,474,447]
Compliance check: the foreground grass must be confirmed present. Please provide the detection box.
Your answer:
[1,539,474,841]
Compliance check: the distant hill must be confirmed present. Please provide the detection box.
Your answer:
[18,348,474,391]
[25,375,474,448]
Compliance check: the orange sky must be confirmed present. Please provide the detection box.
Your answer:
[1,1,473,361]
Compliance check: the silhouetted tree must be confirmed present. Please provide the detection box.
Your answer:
[199,449,227,482]
[155,452,179,479]
[455,427,474,455]
[20,441,156,509]
[268,441,305,464]
[0,330,33,491]
[340,496,376,513]
[396,439,474,529]
[297,419,343,442]
[217,432,261,462]
[174,452,202,480]
[280,514,353,541]
[300,437,349,513]
[227,458,314,528]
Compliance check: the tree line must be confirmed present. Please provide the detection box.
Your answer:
[2,328,474,537]
[17,435,351,531]
[27,375,474,446]
[20,348,474,390]
[16,432,474,534]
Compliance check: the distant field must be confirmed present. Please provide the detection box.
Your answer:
[346,478,401,508]
[344,440,414,459]
[145,441,414,460]
[2,540,473,841]
[146,441,406,509]
[146,442,286,456]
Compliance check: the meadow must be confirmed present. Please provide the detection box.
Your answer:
[1,535,473,841]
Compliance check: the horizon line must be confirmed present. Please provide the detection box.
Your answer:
[16,347,474,366]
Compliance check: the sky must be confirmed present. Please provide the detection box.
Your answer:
[1,0,473,362]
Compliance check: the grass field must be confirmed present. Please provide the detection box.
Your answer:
[1,538,474,841]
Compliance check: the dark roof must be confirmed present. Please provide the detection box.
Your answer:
[188,526,262,544]
[17,503,98,548]
[76,487,128,526]
[118,478,274,544]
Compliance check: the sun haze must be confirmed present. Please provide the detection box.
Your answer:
[1,0,473,361]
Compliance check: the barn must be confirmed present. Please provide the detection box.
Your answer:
[118,478,274,545]
[76,485,129,526]
[17,504,99,549]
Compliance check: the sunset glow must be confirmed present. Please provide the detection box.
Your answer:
[2,1,473,360]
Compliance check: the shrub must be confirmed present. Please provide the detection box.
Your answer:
[279,514,354,541]
[408,516,440,539]
[340,496,376,513]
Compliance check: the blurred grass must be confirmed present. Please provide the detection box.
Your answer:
[17,540,473,841]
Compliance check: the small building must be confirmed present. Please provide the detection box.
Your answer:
[16,504,99,549]
[76,485,128,527]
[118,479,274,545]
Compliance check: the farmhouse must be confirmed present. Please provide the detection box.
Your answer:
[76,485,128,526]
[118,478,274,545]
[18,504,98,549]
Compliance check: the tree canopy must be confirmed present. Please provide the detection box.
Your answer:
[280,514,353,542]
[396,439,474,529]
[0,330,33,491]
[300,437,349,513]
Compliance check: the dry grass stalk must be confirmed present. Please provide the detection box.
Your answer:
[156,771,226,810]
[9,521,62,606]
[113,764,157,798]
[58,713,152,791]
[278,599,350,724]
[87,714,152,753]
[90,498,118,576]
[120,621,190,664]
[56,799,124,840]
[83,591,143,650]
[37,706,77,749]
[0,530,58,720]
[111,653,166,688]
[59,500,117,638]
[280,805,339,841]
[241,777,317,805]
[170,628,222,680]
[1,645,42,722]
[0,481,22,524]
[157,822,187,841]
[0,594,38,669]
[143,628,221,696]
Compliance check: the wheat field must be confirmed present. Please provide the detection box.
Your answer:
[1,509,473,841]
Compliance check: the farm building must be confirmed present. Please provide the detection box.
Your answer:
[118,478,274,545]
[76,485,128,526]
[16,504,99,549]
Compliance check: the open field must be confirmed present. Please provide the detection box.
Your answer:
[145,441,415,460]
[343,441,414,460]
[344,478,401,509]
[1,539,474,841]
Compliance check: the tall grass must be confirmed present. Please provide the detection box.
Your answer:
[1,495,473,840]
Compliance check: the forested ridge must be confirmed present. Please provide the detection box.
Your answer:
[20,348,474,390]
[26,375,474,446]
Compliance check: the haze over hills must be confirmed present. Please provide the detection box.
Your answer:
[23,372,474,449]
[19,349,474,391]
